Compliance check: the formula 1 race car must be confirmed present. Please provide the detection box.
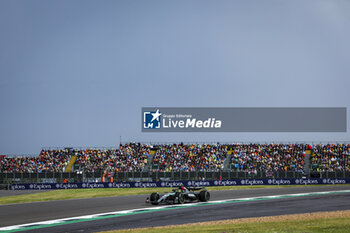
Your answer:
[146,185,210,205]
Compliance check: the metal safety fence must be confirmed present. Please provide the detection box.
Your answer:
[1,171,350,186]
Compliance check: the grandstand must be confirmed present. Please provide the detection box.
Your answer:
[0,143,349,184]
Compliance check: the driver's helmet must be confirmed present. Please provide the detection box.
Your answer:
[179,184,186,191]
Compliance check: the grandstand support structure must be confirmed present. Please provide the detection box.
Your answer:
[303,150,312,176]
[223,150,233,172]
[65,155,77,172]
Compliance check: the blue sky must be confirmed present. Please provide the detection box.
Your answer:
[0,0,349,154]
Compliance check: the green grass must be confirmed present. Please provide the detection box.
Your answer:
[0,185,349,205]
[101,216,350,233]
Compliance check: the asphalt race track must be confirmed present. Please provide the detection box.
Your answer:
[1,185,350,232]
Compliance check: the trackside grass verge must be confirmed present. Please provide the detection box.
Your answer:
[100,210,350,233]
[0,185,349,205]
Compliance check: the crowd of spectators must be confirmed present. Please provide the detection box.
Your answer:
[0,143,349,173]
[230,144,307,173]
[152,144,227,172]
[74,143,149,172]
[0,150,69,173]
[311,144,350,172]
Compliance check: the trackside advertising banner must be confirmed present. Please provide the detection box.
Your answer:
[11,178,350,190]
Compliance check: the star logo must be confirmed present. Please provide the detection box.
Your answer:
[151,109,162,122]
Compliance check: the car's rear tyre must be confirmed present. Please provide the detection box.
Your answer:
[150,192,159,205]
[199,190,210,202]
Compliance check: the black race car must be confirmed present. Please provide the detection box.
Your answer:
[146,186,210,205]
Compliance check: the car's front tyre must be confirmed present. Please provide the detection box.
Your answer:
[174,192,185,204]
